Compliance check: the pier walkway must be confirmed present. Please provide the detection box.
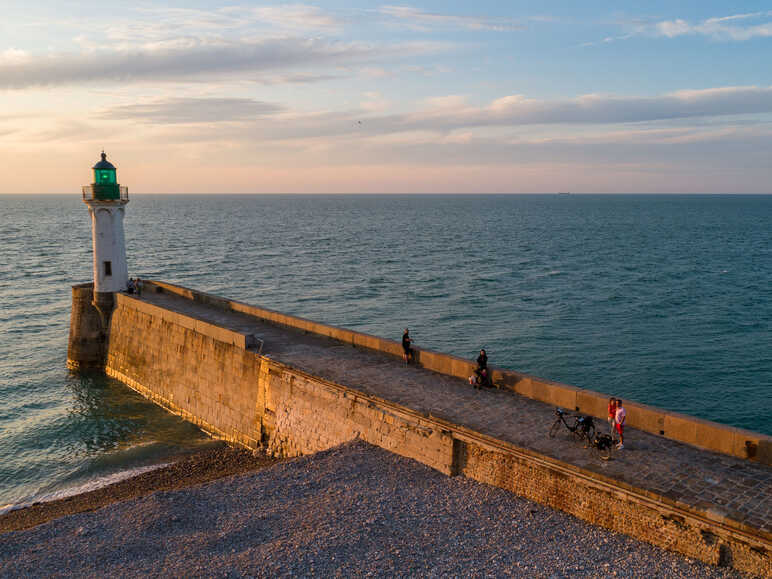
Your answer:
[137,289,771,537]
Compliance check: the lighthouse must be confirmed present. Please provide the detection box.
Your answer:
[67,152,130,370]
[83,151,129,293]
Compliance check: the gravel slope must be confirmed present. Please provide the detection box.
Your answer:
[0,445,279,534]
[0,442,741,578]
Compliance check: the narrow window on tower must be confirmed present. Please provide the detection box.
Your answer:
[104,261,112,276]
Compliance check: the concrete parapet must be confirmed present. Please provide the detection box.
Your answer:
[625,401,666,436]
[732,429,772,463]
[114,293,250,349]
[523,376,580,410]
[576,389,611,419]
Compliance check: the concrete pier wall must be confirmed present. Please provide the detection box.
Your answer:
[146,280,770,466]
[67,283,114,370]
[104,295,262,448]
[103,293,455,473]
[84,287,771,575]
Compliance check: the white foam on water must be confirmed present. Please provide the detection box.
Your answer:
[0,462,171,516]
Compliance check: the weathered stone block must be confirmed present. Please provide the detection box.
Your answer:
[664,413,698,447]
[531,378,578,410]
[576,390,608,419]
[626,401,666,436]
[694,420,737,457]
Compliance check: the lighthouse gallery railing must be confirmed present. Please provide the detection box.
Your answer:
[82,185,129,202]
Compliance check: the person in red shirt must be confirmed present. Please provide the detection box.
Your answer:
[607,397,617,435]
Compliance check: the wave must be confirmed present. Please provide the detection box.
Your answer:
[0,462,171,516]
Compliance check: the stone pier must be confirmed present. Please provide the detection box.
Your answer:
[68,280,772,575]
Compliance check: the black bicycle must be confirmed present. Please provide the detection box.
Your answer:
[548,408,596,445]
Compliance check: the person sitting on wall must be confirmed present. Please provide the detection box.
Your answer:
[402,328,415,364]
[474,350,488,378]
[474,349,490,387]
[476,348,488,371]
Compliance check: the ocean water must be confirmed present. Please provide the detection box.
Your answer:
[0,194,770,508]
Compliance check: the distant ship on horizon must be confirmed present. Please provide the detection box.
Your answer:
[557,191,571,195]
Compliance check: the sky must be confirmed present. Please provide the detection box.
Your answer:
[1,1,772,193]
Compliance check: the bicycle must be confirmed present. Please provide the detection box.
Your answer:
[548,408,596,446]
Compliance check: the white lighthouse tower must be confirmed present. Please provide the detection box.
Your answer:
[82,151,129,294]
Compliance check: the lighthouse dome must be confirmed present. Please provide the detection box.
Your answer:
[93,151,116,170]
[87,151,124,201]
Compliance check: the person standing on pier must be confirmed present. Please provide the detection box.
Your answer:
[608,397,617,435]
[402,328,415,364]
[615,400,626,449]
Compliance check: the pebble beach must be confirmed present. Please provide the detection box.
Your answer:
[0,441,741,578]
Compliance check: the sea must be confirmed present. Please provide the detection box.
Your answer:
[1,194,770,511]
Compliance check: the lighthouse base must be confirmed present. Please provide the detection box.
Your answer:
[67,283,115,371]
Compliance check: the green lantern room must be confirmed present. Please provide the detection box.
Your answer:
[91,151,120,200]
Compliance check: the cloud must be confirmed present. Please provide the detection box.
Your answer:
[302,121,772,175]
[360,92,391,112]
[595,11,772,44]
[394,86,772,132]
[579,34,633,47]
[379,5,524,32]
[0,48,29,63]
[24,120,104,143]
[423,95,469,110]
[244,4,342,33]
[251,72,341,84]
[654,12,772,40]
[358,63,451,78]
[102,97,285,124]
[107,86,772,151]
[100,4,342,45]
[0,38,378,89]
[583,11,772,46]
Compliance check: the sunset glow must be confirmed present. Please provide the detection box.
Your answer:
[2,1,771,193]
